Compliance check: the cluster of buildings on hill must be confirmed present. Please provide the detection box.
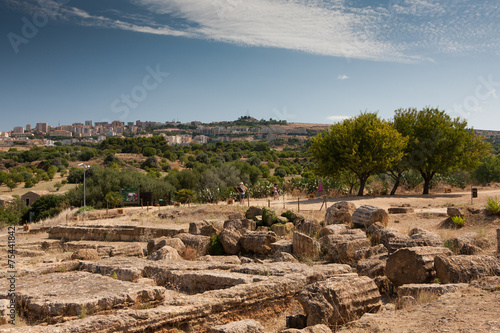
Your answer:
[1,119,324,147]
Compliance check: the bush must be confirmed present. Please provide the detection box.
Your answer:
[142,156,159,170]
[451,215,465,228]
[485,196,500,214]
[23,194,68,222]
[175,189,196,204]
[274,167,286,178]
[208,234,225,255]
[142,147,157,157]
[75,206,94,216]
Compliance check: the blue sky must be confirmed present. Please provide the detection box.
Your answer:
[1,0,499,132]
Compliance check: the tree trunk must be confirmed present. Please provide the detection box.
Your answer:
[389,170,403,195]
[357,175,369,196]
[421,171,434,195]
[390,178,400,195]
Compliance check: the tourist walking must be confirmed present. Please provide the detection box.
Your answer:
[238,182,247,204]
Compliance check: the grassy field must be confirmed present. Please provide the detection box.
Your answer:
[0,174,76,198]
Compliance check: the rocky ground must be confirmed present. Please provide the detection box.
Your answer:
[0,189,498,332]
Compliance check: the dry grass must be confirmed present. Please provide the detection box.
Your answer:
[397,290,440,310]
[415,290,440,304]
[0,174,76,196]
[182,246,199,260]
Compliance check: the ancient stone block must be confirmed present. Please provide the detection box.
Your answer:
[272,251,298,263]
[189,221,208,235]
[240,231,278,255]
[71,249,99,260]
[79,257,149,282]
[201,224,221,237]
[246,206,263,219]
[434,255,500,283]
[147,237,186,255]
[148,245,183,261]
[353,244,387,261]
[208,319,264,333]
[271,223,287,237]
[298,274,381,326]
[280,324,332,333]
[219,227,243,255]
[397,283,468,298]
[388,207,415,214]
[174,233,211,256]
[324,201,356,226]
[293,232,321,261]
[357,258,386,278]
[319,224,350,238]
[352,205,388,228]
[386,247,452,286]
[15,272,165,323]
[300,220,322,238]
[270,240,293,254]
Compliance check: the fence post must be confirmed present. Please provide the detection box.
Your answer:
[268,199,270,208]
[298,197,300,212]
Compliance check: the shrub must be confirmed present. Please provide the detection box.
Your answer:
[208,234,225,255]
[23,194,68,222]
[274,167,286,178]
[175,189,196,204]
[451,215,465,228]
[485,196,500,214]
[75,206,94,216]
[142,147,157,157]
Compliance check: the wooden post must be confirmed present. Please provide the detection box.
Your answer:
[247,194,250,207]
[298,197,300,212]
[283,193,285,209]
[268,199,270,208]
[320,196,327,210]
[497,229,500,254]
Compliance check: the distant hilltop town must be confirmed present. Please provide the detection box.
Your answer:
[0,117,331,147]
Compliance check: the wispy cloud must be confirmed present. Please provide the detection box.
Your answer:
[338,75,349,80]
[8,0,500,62]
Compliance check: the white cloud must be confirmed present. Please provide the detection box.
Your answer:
[338,75,349,80]
[11,0,500,63]
[326,115,352,122]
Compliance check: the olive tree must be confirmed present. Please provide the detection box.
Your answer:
[310,112,407,196]
[394,107,490,194]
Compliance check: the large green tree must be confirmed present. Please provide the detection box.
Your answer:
[310,112,407,196]
[473,155,500,185]
[394,107,490,194]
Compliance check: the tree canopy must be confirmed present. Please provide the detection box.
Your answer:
[393,107,490,194]
[310,112,407,196]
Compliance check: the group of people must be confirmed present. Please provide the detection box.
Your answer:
[236,182,279,204]
[237,179,324,204]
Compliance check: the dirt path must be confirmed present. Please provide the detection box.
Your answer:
[249,188,500,213]
[344,287,500,333]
